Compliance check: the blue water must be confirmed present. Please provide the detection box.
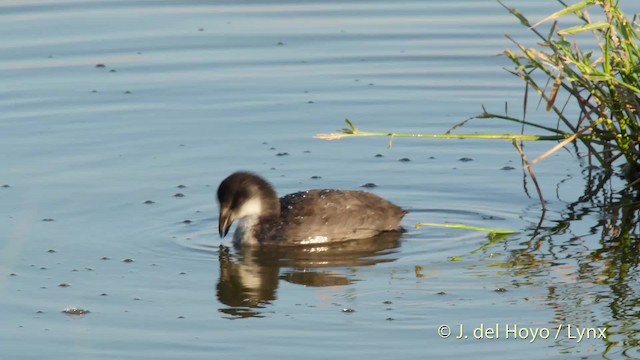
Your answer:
[1,1,638,359]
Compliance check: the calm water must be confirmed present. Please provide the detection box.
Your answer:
[2,1,639,358]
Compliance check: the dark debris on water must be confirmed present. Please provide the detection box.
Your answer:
[62,307,90,315]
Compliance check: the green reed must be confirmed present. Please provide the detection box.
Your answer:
[498,0,640,176]
[317,0,640,204]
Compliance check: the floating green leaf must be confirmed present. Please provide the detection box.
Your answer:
[415,223,519,235]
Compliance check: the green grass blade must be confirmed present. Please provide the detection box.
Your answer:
[415,223,519,235]
[344,118,359,132]
[531,0,597,28]
[314,120,578,142]
[497,1,530,27]
[557,21,610,35]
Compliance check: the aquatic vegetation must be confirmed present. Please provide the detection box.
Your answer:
[497,0,640,183]
[416,223,519,260]
[317,1,640,206]
[415,222,519,235]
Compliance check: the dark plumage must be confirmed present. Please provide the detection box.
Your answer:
[217,171,406,246]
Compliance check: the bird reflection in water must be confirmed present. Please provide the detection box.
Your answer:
[216,230,402,319]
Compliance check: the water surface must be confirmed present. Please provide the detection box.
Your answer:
[1,1,638,359]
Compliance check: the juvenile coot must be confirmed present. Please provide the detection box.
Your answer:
[217,172,405,246]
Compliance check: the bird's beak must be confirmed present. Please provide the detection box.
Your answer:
[219,209,232,238]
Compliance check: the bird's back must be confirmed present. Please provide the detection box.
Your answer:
[253,189,405,245]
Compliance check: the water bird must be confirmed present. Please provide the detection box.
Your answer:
[217,171,405,246]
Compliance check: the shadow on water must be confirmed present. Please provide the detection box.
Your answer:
[216,231,402,319]
[494,168,640,357]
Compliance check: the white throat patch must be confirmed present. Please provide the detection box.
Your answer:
[235,198,263,218]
